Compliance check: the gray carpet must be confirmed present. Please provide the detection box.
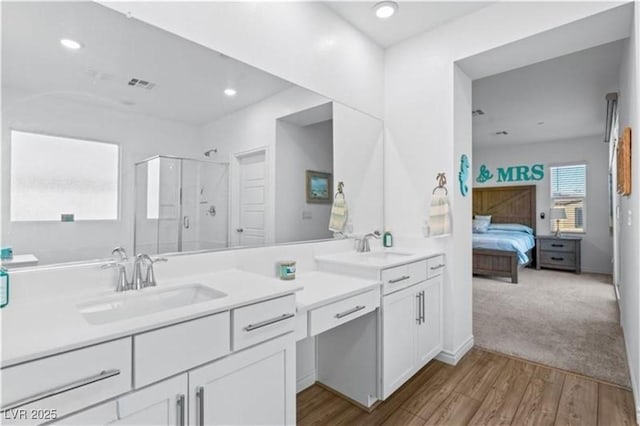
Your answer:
[473,268,631,388]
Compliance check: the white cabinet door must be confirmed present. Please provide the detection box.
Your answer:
[381,285,419,399]
[189,333,296,426]
[416,276,443,367]
[56,375,188,426]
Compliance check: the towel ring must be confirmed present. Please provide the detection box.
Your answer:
[335,181,345,198]
[432,173,448,195]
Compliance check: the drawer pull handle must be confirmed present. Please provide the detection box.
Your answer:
[244,313,295,332]
[176,394,186,426]
[196,386,204,426]
[388,275,411,284]
[551,244,564,247]
[335,305,366,319]
[0,369,120,412]
[551,257,564,261]
[430,264,445,270]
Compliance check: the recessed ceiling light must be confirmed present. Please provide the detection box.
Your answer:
[224,88,237,97]
[374,1,398,19]
[60,38,83,50]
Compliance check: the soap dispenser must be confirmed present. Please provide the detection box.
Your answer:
[383,230,393,248]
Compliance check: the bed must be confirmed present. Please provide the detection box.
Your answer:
[472,185,536,284]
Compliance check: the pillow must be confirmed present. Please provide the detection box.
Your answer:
[472,219,490,233]
[474,215,492,223]
[488,223,534,234]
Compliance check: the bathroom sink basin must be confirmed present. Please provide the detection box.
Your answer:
[78,284,227,325]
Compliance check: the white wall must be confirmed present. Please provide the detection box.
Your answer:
[99,1,384,119]
[1,88,202,264]
[385,2,626,363]
[473,136,613,274]
[275,120,333,244]
[617,3,640,418]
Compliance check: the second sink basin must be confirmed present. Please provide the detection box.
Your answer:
[78,284,227,325]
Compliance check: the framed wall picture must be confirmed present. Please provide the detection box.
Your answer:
[617,127,632,196]
[306,170,332,203]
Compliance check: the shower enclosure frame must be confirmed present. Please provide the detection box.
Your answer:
[134,154,230,256]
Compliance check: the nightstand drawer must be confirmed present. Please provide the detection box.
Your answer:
[540,251,576,267]
[540,239,576,252]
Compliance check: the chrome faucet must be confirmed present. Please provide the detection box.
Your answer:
[356,230,381,252]
[103,249,167,292]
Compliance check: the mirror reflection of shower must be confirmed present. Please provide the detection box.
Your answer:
[134,155,229,255]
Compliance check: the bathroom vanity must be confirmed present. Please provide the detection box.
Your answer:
[1,270,301,426]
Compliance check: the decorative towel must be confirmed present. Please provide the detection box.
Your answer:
[425,193,451,237]
[329,195,348,233]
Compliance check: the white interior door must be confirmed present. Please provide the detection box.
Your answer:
[235,151,266,246]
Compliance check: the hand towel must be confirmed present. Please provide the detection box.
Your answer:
[424,193,451,237]
[329,195,348,233]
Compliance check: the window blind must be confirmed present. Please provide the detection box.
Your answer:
[550,164,586,198]
[550,164,586,233]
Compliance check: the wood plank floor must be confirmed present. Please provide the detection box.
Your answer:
[297,349,636,426]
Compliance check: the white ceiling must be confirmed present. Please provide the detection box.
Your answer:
[325,1,491,48]
[2,2,293,125]
[472,40,625,148]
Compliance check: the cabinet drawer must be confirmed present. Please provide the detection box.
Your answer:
[134,312,230,388]
[426,256,445,278]
[381,260,427,295]
[308,289,379,336]
[540,239,576,252]
[232,295,296,351]
[540,251,576,268]
[1,338,131,425]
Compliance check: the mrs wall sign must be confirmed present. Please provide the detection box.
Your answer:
[476,164,544,184]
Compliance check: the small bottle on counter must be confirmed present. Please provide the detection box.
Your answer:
[383,230,393,248]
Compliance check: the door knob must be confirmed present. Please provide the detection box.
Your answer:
[236,228,244,233]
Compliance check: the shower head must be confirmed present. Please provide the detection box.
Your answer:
[204,148,218,157]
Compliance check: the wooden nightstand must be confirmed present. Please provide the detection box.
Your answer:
[535,235,582,274]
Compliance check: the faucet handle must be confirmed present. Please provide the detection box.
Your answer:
[101,261,131,292]
[146,257,167,288]
[111,247,129,262]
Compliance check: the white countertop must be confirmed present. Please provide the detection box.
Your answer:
[293,271,380,312]
[315,249,435,270]
[1,269,302,367]
[2,254,39,268]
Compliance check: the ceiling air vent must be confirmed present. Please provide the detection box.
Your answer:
[472,109,485,116]
[127,78,156,90]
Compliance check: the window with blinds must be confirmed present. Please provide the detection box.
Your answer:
[550,164,586,233]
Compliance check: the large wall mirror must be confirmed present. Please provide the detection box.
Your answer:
[1,2,383,268]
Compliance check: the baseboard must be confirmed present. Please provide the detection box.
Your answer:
[436,335,474,365]
[621,321,640,424]
[296,371,317,393]
[581,267,613,275]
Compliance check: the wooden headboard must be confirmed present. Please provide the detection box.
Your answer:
[473,185,537,234]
